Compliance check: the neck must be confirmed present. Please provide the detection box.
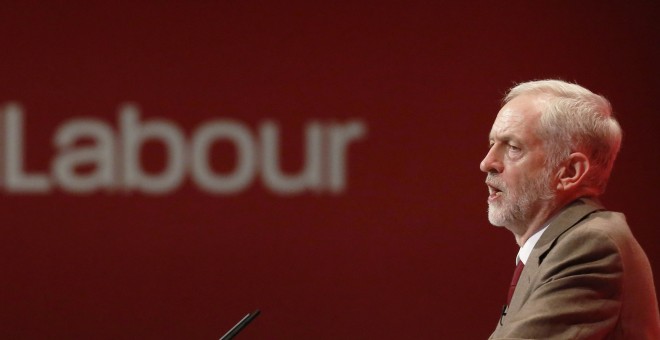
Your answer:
[511,193,585,246]
[510,200,560,247]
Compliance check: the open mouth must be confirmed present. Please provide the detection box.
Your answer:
[486,183,503,201]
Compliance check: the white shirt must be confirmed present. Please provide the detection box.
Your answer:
[517,225,549,265]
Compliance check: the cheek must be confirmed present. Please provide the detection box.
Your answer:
[508,160,544,180]
[501,170,532,192]
[501,168,523,184]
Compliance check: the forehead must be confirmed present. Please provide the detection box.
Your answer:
[489,95,544,142]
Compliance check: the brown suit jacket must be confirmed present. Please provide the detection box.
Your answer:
[490,198,660,339]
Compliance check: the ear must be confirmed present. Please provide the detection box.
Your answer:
[555,152,590,191]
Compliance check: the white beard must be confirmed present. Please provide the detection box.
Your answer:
[487,168,555,228]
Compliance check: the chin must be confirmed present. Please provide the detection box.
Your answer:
[488,205,511,227]
[488,217,507,227]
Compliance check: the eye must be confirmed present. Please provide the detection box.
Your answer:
[507,143,522,157]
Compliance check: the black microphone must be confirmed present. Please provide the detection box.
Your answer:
[499,304,507,326]
[220,309,261,340]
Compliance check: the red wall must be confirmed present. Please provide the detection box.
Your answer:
[1,2,658,338]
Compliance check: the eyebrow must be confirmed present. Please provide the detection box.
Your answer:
[488,132,518,142]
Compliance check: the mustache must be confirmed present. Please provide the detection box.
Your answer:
[485,173,505,190]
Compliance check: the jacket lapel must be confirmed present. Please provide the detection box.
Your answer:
[531,197,604,267]
[508,198,604,312]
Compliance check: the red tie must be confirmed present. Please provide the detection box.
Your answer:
[507,261,525,305]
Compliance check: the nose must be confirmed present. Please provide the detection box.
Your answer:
[480,145,503,173]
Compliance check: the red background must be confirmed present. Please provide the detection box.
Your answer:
[1,2,658,339]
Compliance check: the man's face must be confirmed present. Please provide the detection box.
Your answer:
[480,95,555,229]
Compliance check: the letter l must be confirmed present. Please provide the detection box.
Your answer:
[4,103,51,193]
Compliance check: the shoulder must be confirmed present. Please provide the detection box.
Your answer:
[575,210,630,238]
[535,210,627,285]
[559,210,639,259]
[550,210,626,259]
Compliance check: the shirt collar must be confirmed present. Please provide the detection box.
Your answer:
[516,202,580,264]
[517,224,549,265]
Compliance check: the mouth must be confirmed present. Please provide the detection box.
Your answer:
[486,182,503,202]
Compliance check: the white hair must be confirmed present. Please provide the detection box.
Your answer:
[504,79,622,196]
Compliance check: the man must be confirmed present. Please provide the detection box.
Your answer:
[481,79,660,339]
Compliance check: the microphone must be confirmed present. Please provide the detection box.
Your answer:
[500,304,507,326]
[220,309,261,340]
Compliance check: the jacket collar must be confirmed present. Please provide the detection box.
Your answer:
[529,197,604,267]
